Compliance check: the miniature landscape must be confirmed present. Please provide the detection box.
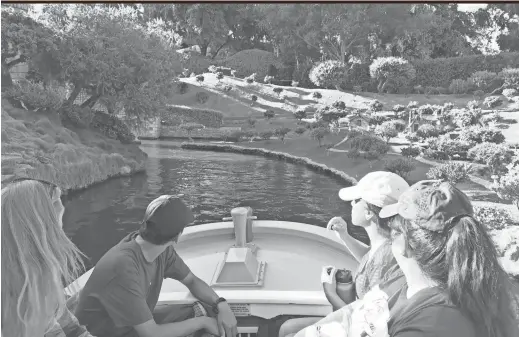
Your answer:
[2,3,518,279]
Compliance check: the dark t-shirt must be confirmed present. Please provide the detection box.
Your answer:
[387,285,476,337]
[74,232,191,337]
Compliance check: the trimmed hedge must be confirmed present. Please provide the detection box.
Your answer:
[180,143,357,185]
[162,106,223,128]
[412,52,519,87]
[219,49,284,80]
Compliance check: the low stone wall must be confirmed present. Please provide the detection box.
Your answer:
[180,142,357,185]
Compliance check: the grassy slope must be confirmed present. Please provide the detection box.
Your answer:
[1,99,147,193]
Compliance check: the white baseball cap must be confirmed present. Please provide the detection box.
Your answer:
[338,171,410,208]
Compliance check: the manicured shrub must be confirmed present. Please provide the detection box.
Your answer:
[375,121,399,143]
[247,118,256,128]
[369,115,388,126]
[459,126,505,144]
[412,52,519,87]
[294,110,306,120]
[426,162,472,184]
[467,100,479,110]
[310,127,330,146]
[312,91,322,99]
[223,130,246,142]
[491,161,519,209]
[5,80,65,112]
[332,100,346,110]
[407,101,419,109]
[499,68,519,89]
[427,136,474,159]
[443,102,454,112]
[452,108,482,128]
[392,104,406,113]
[264,109,275,120]
[309,60,348,88]
[250,95,258,104]
[416,124,439,139]
[291,81,300,87]
[468,143,515,175]
[230,70,237,77]
[273,87,283,96]
[223,85,233,92]
[369,100,383,112]
[195,75,205,83]
[163,106,223,128]
[483,96,503,108]
[274,127,291,143]
[400,146,421,158]
[383,158,416,180]
[423,149,450,160]
[259,130,274,140]
[216,72,224,81]
[215,66,233,76]
[245,73,256,84]
[469,70,498,91]
[405,132,420,143]
[195,92,209,104]
[177,81,189,94]
[369,57,416,93]
[264,75,274,84]
[417,104,435,115]
[503,88,518,99]
[480,111,501,125]
[208,65,218,73]
[294,127,306,135]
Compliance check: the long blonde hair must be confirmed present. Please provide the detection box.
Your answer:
[1,179,85,337]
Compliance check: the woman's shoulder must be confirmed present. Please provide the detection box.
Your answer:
[390,288,476,337]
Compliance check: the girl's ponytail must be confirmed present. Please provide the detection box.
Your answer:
[445,216,519,337]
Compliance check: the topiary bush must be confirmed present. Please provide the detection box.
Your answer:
[407,101,419,109]
[426,162,472,184]
[401,146,421,158]
[383,158,416,180]
[499,68,519,89]
[483,96,503,109]
[458,126,505,144]
[393,104,406,113]
[452,108,482,128]
[416,124,439,139]
[208,65,218,73]
[310,127,330,147]
[369,57,416,93]
[273,87,283,96]
[196,75,205,83]
[332,100,346,110]
[274,127,291,143]
[473,90,485,99]
[250,95,258,105]
[468,143,515,175]
[469,70,498,92]
[245,73,256,84]
[216,72,224,81]
[264,110,275,120]
[417,104,435,115]
[491,160,519,209]
[259,130,274,140]
[312,91,322,99]
[5,80,65,112]
[369,100,384,112]
[177,81,189,94]
[264,75,274,84]
[223,85,233,92]
[412,52,519,87]
[195,92,209,104]
[294,110,306,120]
[294,126,306,135]
[427,135,474,159]
[309,60,348,89]
[375,121,399,144]
[503,88,518,99]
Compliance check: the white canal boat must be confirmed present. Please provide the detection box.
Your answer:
[67,207,364,337]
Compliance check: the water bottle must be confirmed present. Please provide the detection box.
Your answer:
[335,269,356,304]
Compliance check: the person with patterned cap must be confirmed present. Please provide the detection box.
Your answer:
[279,171,409,337]
[74,195,238,337]
[366,180,519,337]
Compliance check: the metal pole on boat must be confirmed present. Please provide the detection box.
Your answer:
[223,207,257,247]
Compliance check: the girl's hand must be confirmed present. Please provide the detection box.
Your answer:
[203,317,221,336]
[320,266,337,285]
[327,217,347,233]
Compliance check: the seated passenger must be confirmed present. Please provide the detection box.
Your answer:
[279,171,408,337]
[1,177,94,337]
[296,180,519,337]
[74,195,238,337]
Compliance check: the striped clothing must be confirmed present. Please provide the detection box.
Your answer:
[353,240,403,300]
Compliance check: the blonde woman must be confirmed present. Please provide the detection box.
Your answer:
[1,177,93,337]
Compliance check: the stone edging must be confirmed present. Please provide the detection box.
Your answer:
[180,142,358,186]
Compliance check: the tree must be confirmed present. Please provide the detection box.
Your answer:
[426,162,472,185]
[309,60,348,89]
[383,158,416,180]
[468,143,515,175]
[37,4,181,124]
[247,117,256,128]
[310,127,329,146]
[294,110,306,121]
[294,126,306,135]
[274,127,291,143]
[416,124,439,140]
[1,7,62,89]
[375,121,399,144]
[259,130,273,140]
[492,160,519,210]
[369,57,416,93]
[264,109,275,120]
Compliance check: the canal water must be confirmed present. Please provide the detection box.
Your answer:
[63,142,368,268]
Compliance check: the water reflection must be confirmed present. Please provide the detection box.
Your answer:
[63,143,368,268]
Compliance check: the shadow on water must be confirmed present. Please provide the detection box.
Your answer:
[63,142,368,268]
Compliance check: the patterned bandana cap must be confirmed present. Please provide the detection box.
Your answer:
[379,180,474,232]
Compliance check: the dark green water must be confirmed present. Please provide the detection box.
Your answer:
[63,142,368,268]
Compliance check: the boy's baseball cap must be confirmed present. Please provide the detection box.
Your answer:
[144,195,195,238]
[379,180,474,232]
[338,171,410,208]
